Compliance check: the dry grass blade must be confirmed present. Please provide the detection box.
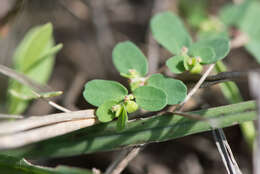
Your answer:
[0,114,23,119]
[0,117,98,149]
[212,129,242,174]
[0,109,95,135]
[249,71,260,174]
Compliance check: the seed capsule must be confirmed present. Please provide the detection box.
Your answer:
[125,101,139,113]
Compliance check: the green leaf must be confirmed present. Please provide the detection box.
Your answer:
[13,23,53,72]
[0,154,93,174]
[7,23,60,114]
[147,74,187,105]
[83,80,128,107]
[238,1,260,63]
[0,101,256,159]
[196,37,230,63]
[117,106,128,131]
[112,41,148,76]
[150,11,192,55]
[96,100,118,122]
[166,55,186,74]
[133,86,167,111]
[24,43,63,73]
[188,44,216,64]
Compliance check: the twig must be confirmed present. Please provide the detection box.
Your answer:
[168,64,216,112]
[249,71,260,174]
[181,64,215,106]
[0,109,95,134]
[0,64,51,93]
[0,64,70,112]
[104,146,143,174]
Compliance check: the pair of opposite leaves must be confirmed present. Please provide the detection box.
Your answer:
[83,11,231,122]
[150,12,230,74]
[83,40,187,123]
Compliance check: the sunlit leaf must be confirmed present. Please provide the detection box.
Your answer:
[147,74,187,105]
[83,80,128,107]
[112,41,148,76]
[196,37,230,63]
[150,12,192,55]
[96,100,118,122]
[133,86,167,111]
[166,55,186,74]
[188,44,216,64]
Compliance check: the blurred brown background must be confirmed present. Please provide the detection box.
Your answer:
[0,0,257,173]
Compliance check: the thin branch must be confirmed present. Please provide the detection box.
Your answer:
[0,109,95,134]
[0,64,51,93]
[105,146,144,174]
[169,64,215,112]
[182,64,215,106]
[0,64,70,112]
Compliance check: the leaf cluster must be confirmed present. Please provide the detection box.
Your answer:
[150,12,230,74]
[7,23,62,114]
[83,12,231,130]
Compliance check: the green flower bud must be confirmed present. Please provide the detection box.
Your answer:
[125,101,138,113]
[184,56,203,74]
[190,62,203,74]
[111,104,123,117]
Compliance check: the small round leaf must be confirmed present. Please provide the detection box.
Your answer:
[133,86,167,111]
[188,44,216,64]
[96,100,118,122]
[83,80,128,107]
[166,55,186,74]
[150,12,192,55]
[112,41,148,76]
[147,74,187,105]
[195,37,230,63]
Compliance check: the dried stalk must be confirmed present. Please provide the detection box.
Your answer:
[0,109,95,135]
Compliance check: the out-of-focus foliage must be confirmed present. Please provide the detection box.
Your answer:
[7,23,62,114]
[0,155,93,174]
